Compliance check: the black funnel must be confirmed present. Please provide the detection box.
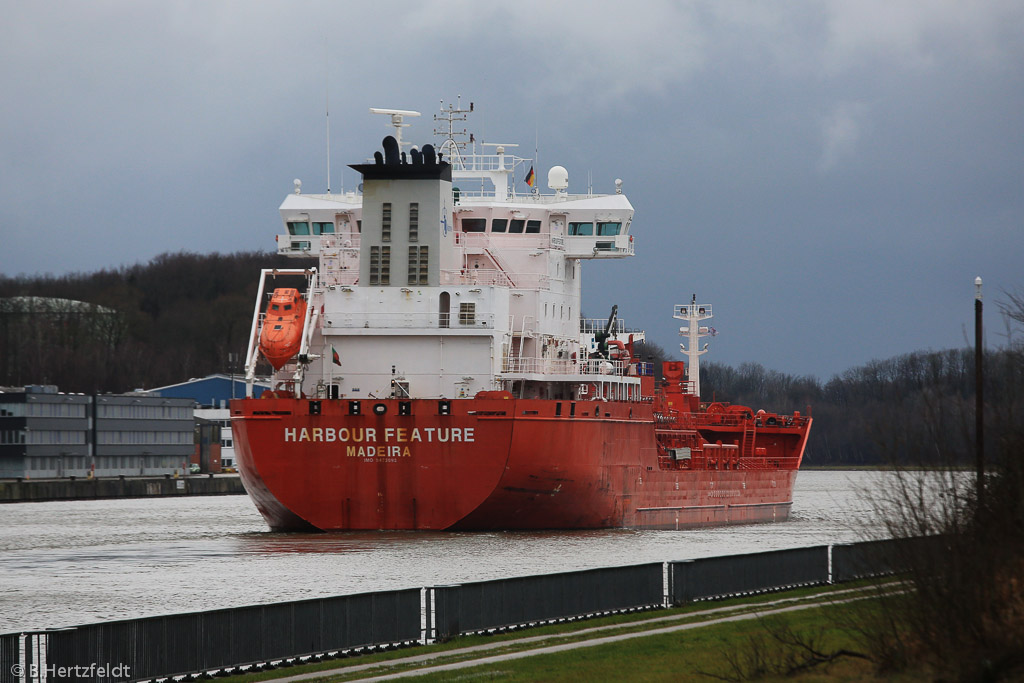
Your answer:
[382,136,400,165]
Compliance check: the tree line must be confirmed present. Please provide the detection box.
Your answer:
[3,251,1019,466]
[629,312,1022,467]
[0,251,312,392]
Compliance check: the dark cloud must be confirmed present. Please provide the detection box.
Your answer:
[1,1,1021,379]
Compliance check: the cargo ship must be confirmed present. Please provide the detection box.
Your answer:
[231,102,811,531]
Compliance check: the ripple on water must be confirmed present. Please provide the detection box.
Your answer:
[0,470,885,632]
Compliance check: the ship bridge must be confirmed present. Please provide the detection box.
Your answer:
[249,103,641,403]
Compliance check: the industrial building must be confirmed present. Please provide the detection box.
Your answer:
[144,374,270,470]
[0,386,194,479]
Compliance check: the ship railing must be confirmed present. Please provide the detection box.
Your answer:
[451,151,534,173]
[579,318,639,335]
[682,412,748,428]
[674,303,713,319]
[440,269,551,290]
[319,234,361,251]
[276,234,361,258]
[675,412,812,429]
[319,269,359,287]
[500,356,629,377]
[578,358,628,376]
[734,456,804,470]
[277,237,316,255]
[322,311,498,330]
[670,452,804,471]
[440,269,514,288]
[563,237,635,258]
[455,189,615,202]
[454,232,556,251]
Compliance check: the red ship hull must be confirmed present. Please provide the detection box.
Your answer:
[231,396,810,531]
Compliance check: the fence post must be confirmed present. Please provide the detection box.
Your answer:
[422,588,432,644]
[667,560,693,605]
[432,585,461,641]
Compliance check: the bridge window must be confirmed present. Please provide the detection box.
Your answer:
[526,220,541,233]
[462,218,486,232]
[509,219,525,233]
[312,222,334,235]
[492,219,507,233]
[287,221,310,235]
[569,222,593,235]
[597,222,621,236]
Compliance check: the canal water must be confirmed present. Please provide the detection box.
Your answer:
[0,470,889,633]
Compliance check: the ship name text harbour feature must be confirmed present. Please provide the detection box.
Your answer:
[231,102,811,532]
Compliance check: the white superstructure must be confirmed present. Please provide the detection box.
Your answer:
[245,104,647,402]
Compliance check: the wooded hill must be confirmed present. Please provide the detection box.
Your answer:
[2,251,1019,465]
[0,251,313,393]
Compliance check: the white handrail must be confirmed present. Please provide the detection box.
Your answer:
[292,269,320,386]
[243,269,270,395]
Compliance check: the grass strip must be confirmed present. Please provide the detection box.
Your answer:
[212,581,898,683]
[379,602,891,682]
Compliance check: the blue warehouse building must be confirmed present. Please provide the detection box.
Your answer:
[143,375,271,470]
[144,374,269,408]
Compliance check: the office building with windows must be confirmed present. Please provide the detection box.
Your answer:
[0,386,194,479]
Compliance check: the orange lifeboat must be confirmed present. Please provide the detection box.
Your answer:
[259,288,307,370]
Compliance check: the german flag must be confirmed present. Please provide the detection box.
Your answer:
[524,165,535,187]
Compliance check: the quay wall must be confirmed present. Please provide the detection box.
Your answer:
[0,475,245,502]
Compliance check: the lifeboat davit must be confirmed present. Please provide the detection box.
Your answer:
[259,288,307,370]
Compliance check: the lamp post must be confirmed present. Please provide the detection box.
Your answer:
[975,277,984,507]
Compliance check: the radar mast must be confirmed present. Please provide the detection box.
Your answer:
[369,108,421,151]
[675,296,715,398]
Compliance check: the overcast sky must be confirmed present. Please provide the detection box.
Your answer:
[2,1,1021,379]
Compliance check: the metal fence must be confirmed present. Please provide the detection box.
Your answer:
[4,589,419,683]
[832,535,948,583]
[669,546,830,604]
[433,563,663,640]
[1,634,20,683]
[1,537,928,683]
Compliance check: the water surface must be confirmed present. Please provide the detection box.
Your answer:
[0,470,886,632]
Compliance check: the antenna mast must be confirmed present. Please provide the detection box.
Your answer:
[434,97,474,169]
[675,296,715,398]
[369,108,422,150]
[325,39,330,194]
[533,123,540,196]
